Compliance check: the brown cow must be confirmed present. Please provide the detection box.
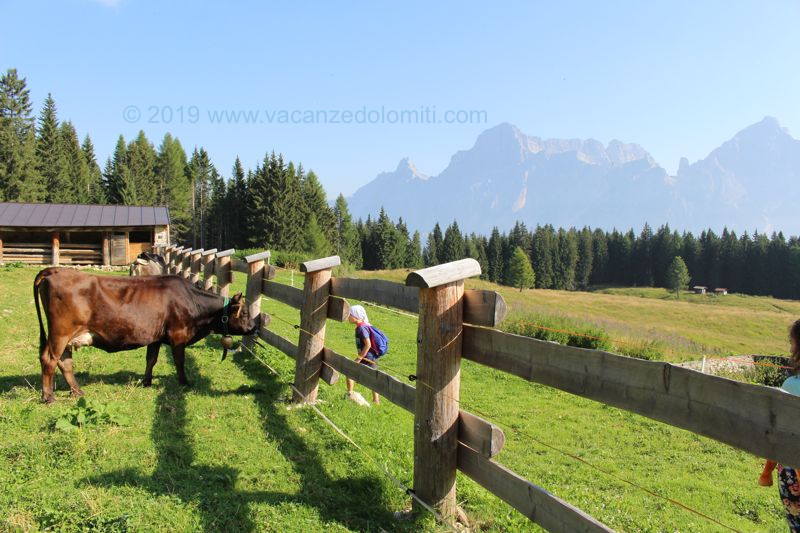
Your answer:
[129,252,167,276]
[33,267,261,403]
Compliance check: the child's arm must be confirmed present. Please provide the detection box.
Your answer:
[759,459,777,486]
[356,337,371,362]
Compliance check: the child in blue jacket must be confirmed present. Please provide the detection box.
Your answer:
[346,305,385,405]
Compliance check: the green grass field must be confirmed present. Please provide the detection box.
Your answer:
[0,264,794,531]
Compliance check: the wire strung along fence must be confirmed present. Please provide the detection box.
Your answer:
[155,245,800,532]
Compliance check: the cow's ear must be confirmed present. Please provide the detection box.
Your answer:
[231,292,243,302]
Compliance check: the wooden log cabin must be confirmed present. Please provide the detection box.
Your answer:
[0,203,170,266]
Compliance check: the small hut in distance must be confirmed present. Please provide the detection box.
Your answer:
[714,288,728,295]
[692,286,707,295]
[0,202,170,266]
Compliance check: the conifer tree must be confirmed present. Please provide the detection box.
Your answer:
[227,156,248,248]
[487,228,504,282]
[156,134,190,240]
[441,221,465,263]
[36,94,70,202]
[301,169,336,243]
[126,130,157,205]
[666,256,690,298]
[466,233,488,278]
[80,135,104,203]
[303,213,331,257]
[507,246,535,291]
[575,227,593,290]
[531,225,556,288]
[405,230,423,268]
[432,223,444,263]
[59,121,90,202]
[103,135,128,203]
[0,68,42,201]
[333,194,361,267]
[423,231,438,267]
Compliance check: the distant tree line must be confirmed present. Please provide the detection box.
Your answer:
[3,67,800,299]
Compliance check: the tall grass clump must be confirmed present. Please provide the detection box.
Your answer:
[502,313,612,350]
[613,339,666,361]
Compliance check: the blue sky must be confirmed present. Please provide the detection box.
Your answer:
[2,0,799,196]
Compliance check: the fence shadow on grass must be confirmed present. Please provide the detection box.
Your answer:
[82,349,407,532]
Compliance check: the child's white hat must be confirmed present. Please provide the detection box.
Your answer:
[349,304,369,323]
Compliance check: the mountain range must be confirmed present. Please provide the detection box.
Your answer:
[347,117,800,235]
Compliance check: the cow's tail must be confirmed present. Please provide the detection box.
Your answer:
[33,269,49,354]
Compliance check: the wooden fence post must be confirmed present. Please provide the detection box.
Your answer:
[202,249,217,291]
[181,249,192,279]
[406,258,482,520]
[171,247,183,274]
[190,249,203,286]
[215,248,235,296]
[0,233,3,262]
[292,255,341,404]
[244,251,270,349]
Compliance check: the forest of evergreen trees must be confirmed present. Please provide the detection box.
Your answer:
[2,67,800,299]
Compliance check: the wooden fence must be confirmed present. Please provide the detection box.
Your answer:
[156,244,800,532]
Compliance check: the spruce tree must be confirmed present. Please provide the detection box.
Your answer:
[590,228,609,285]
[228,156,248,248]
[423,231,438,267]
[432,223,444,263]
[441,221,465,263]
[666,256,690,298]
[301,169,336,244]
[303,213,331,257]
[80,135,104,203]
[405,230,423,268]
[333,194,361,267]
[59,121,90,202]
[156,134,190,240]
[36,93,71,202]
[507,246,535,291]
[575,227,593,290]
[487,227,503,282]
[126,130,157,205]
[531,225,556,288]
[103,135,128,203]
[0,68,42,201]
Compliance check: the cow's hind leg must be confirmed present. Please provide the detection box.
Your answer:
[170,344,190,386]
[142,342,161,387]
[57,347,83,397]
[40,336,68,404]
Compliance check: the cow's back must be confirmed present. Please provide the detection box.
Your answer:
[37,269,197,350]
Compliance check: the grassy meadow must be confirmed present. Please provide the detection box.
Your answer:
[0,263,796,532]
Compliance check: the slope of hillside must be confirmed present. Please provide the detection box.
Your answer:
[355,269,800,362]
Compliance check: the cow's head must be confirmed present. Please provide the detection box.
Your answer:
[219,292,261,336]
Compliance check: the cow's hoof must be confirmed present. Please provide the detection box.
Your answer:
[70,389,84,398]
[179,380,192,388]
[42,396,56,405]
[142,379,152,388]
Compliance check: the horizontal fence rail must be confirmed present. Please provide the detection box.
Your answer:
[462,324,800,467]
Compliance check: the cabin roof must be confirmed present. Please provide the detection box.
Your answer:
[0,203,170,228]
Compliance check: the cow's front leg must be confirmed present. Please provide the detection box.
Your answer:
[171,344,191,386]
[57,347,84,397]
[142,342,161,387]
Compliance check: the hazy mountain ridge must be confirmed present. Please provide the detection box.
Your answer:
[347,118,799,234]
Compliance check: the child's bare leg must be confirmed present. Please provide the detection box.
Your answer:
[759,459,777,486]
[372,391,380,404]
[346,378,355,394]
